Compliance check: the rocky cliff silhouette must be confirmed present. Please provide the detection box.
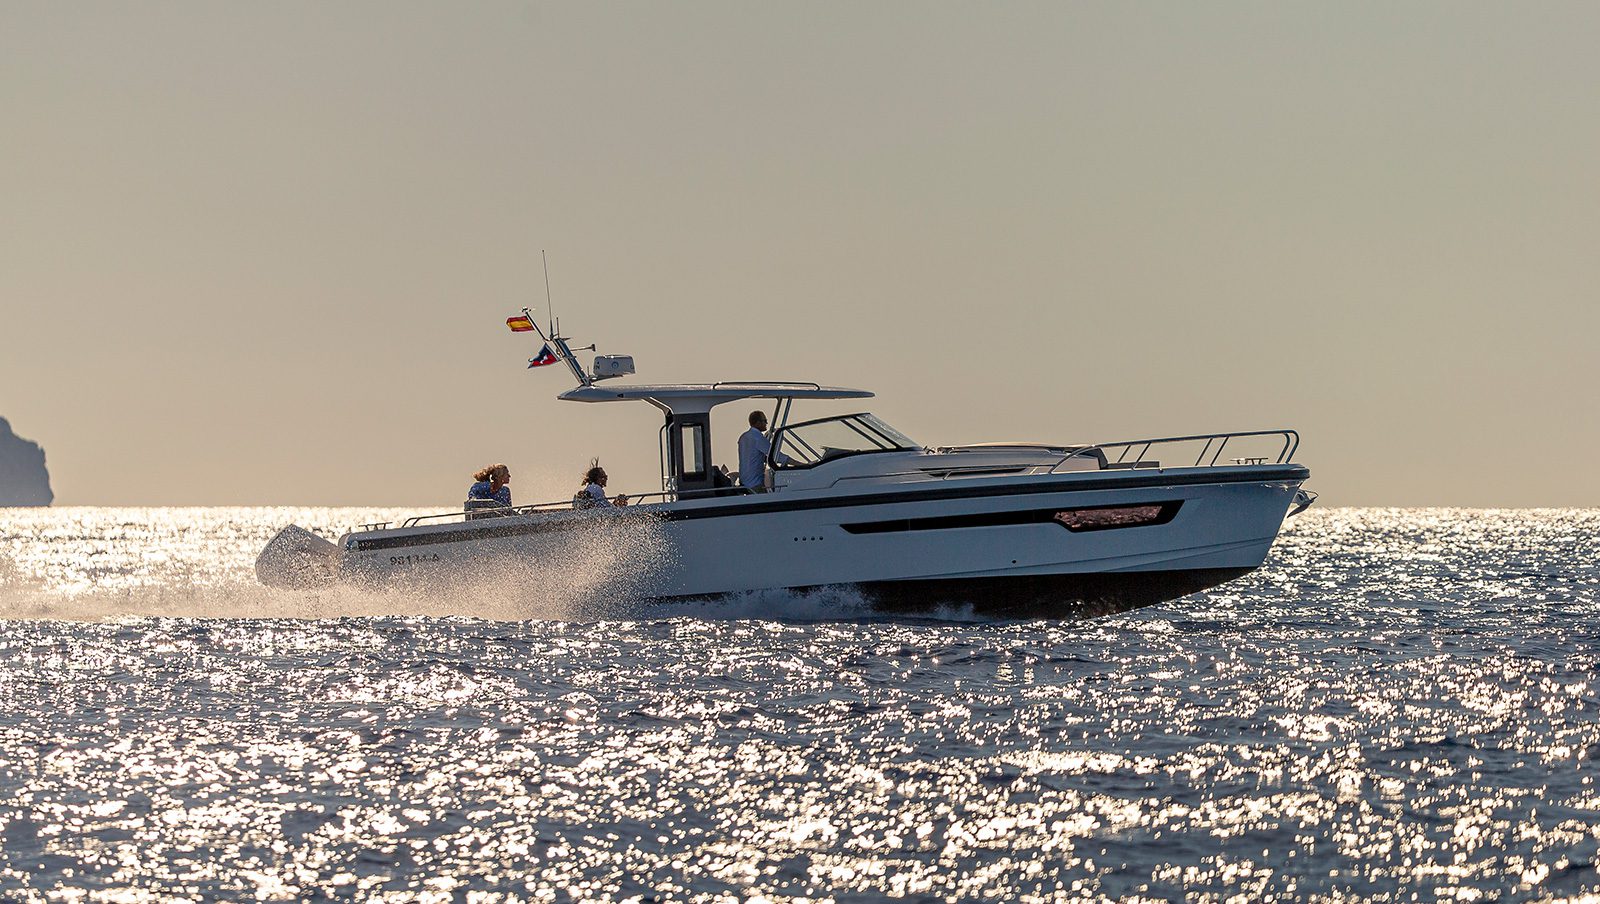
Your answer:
[0,417,53,506]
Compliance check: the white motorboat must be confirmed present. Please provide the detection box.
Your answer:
[258,311,1314,618]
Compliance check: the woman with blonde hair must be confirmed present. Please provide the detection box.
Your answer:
[468,463,512,507]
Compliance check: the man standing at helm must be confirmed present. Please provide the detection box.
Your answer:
[738,410,782,492]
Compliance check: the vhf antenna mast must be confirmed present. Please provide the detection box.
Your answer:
[531,250,593,386]
[542,249,555,337]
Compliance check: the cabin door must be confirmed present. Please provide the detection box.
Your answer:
[667,414,714,495]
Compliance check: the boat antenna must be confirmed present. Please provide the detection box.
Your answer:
[528,251,593,387]
[542,249,555,337]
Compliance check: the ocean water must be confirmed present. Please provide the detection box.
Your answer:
[0,507,1597,902]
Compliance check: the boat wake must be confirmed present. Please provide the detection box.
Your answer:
[0,510,993,622]
[0,570,993,624]
[1,507,1025,623]
[1,551,1010,623]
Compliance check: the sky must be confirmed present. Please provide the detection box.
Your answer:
[2,2,1597,507]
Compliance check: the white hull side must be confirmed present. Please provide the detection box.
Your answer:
[646,474,1296,596]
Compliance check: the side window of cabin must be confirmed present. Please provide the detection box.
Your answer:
[682,423,705,476]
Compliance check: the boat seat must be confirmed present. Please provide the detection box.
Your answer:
[717,473,756,498]
[1103,460,1161,470]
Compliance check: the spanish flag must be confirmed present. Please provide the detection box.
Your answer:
[506,315,535,333]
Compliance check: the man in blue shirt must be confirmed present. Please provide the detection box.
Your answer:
[737,410,785,492]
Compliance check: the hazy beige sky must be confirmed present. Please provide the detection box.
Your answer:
[3,2,1597,507]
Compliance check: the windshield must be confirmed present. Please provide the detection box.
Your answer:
[771,413,919,468]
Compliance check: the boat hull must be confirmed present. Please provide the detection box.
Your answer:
[651,567,1257,619]
[849,568,1257,619]
[299,464,1307,619]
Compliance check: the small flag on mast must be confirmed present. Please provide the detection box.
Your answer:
[527,344,558,368]
[506,314,536,333]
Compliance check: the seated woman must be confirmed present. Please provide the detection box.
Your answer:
[467,463,513,508]
[574,463,628,509]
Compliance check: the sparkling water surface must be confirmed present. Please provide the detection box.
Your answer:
[1,508,1597,901]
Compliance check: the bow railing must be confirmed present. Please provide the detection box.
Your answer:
[1052,429,1300,473]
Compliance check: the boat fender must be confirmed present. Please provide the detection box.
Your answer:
[1288,489,1318,518]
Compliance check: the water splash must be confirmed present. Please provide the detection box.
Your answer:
[0,507,888,622]
[0,506,673,621]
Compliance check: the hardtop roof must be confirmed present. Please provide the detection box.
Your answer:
[559,382,874,404]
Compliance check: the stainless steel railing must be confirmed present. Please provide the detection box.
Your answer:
[1051,429,1300,473]
[392,486,751,529]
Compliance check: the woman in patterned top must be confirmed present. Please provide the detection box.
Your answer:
[467,464,512,507]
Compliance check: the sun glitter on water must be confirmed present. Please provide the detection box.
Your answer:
[1,508,1598,900]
